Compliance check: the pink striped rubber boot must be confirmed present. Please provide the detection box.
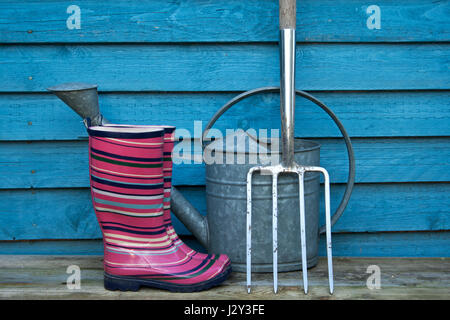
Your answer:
[87,125,231,292]
[103,124,230,267]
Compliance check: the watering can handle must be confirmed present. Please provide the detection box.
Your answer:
[202,87,355,234]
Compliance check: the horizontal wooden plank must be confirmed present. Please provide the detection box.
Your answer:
[1,90,449,141]
[0,189,100,240]
[319,231,450,257]
[154,137,450,184]
[1,0,449,43]
[1,137,449,189]
[0,238,204,255]
[0,231,448,257]
[0,183,448,240]
[0,240,103,255]
[0,256,449,300]
[1,43,448,92]
[178,184,450,234]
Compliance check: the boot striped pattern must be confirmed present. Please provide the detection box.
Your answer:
[87,126,231,292]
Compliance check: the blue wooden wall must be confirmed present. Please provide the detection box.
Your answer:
[0,0,449,256]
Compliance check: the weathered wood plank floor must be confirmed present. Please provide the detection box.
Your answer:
[0,256,448,300]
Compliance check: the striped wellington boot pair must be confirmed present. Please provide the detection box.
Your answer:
[87,125,231,292]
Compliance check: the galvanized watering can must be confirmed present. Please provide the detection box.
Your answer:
[48,84,355,273]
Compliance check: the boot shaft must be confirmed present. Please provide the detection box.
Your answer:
[87,126,172,268]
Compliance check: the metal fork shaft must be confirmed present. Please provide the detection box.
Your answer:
[279,29,296,167]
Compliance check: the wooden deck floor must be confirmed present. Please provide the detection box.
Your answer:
[0,256,448,300]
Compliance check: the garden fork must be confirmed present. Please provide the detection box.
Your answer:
[246,0,334,294]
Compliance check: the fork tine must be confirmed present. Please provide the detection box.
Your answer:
[272,172,279,294]
[321,168,334,294]
[246,169,254,294]
[306,166,334,294]
[298,170,308,294]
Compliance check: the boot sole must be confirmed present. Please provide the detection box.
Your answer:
[104,266,232,293]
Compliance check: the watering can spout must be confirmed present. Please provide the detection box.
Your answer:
[171,188,209,249]
[47,82,108,126]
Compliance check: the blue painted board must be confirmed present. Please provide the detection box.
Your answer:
[1,44,448,92]
[178,184,450,235]
[0,240,104,255]
[1,0,448,43]
[317,231,450,257]
[1,231,448,257]
[0,188,100,240]
[0,183,448,240]
[1,90,449,141]
[1,138,449,189]
[0,238,206,255]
